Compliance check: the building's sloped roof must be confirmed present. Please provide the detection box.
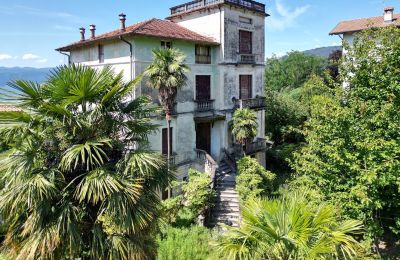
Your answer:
[0,104,21,112]
[56,18,219,51]
[330,13,400,35]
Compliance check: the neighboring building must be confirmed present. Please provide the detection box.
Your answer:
[56,0,268,185]
[330,7,400,45]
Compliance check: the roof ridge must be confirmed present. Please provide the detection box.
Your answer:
[337,12,399,24]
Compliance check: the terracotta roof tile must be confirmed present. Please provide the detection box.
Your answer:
[0,104,21,112]
[56,18,218,51]
[330,13,400,35]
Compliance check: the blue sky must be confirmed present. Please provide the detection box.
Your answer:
[0,0,398,68]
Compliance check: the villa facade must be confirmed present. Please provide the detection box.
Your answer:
[57,0,268,183]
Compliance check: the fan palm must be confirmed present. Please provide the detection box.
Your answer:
[231,108,258,154]
[0,64,173,259]
[215,192,364,260]
[144,48,189,181]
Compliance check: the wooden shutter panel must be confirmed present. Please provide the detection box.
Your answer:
[239,30,252,54]
[196,76,211,100]
[240,75,252,99]
[162,128,173,155]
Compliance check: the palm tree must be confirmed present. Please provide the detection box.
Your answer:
[0,65,173,259]
[144,48,189,195]
[231,108,258,155]
[215,192,364,260]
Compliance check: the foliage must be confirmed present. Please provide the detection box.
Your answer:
[265,51,327,92]
[157,225,219,260]
[215,192,364,260]
[0,65,173,259]
[144,48,189,117]
[231,108,258,147]
[236,156,275,202]
[162,169,216,227]
[291,27,400,239]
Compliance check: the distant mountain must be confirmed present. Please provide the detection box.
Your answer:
[303,46,342,58]
[0,67,52,88]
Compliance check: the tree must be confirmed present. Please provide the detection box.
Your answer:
[231,108,258,153]
[236,156,275,202]
[144,48,189,178]
[291,27,400,242]
[0,65,173,259]
[215,192,364,260]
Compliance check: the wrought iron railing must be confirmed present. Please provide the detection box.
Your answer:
[239,54,255,64]
[194,148,218,189]
[170,0,265,16]
[234,96,266,110]
[195,99,214,112]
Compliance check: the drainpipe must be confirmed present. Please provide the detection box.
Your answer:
[119,36,135,99]
[59,51,71,65]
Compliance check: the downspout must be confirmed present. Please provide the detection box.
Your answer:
[58,51,71,65]
[119,36,135,99]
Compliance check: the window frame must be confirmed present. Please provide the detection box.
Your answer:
[239,30,253,54]
[98,44,104,63]
[161,41,172,49]
[195,45,211,64]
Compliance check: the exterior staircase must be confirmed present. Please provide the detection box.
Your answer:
[208,159,241,228]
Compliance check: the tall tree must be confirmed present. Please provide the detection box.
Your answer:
[231,108,258,154]
[0,65,172,259]
[144,48,189,187]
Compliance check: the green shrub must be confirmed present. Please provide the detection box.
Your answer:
[236,157,275,202]
[157,225,219,260]
[162,169,216,227]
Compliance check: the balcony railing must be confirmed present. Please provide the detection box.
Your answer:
[170,0,265,16]
[234,96,266,110]
[195,99,214,112]
[245,138,267,155]
[238,54,255,64]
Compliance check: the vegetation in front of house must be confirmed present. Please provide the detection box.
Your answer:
[0,65,173,259]
[231,108,258,150]
[236,156,275,202]
[216,191,365,259]
[162,169,216,227]
[157,225,220,260]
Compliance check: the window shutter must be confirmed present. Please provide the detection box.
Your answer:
[239,30,252,54]
[240,75,252,99]
[196,76,211,100]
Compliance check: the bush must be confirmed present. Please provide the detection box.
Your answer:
[162,169,216,226]
[236,157,275,202]
[157,226,219,260]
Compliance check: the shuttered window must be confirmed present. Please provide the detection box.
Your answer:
[240,75,252,99]
[239,30,252,54]
[195,45,211,64]
[98,45,104,63]
[195,75,211,101]
[162,128,173,155]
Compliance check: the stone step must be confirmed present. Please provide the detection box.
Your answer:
[213,206,240,213]
[214,200,240,207]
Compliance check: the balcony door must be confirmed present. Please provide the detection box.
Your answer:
[239,30,252,54]
[196,75,211,101]
[239,75,252,99]
[196,123,211,154]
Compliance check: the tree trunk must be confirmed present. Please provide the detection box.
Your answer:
[167,115,171,198]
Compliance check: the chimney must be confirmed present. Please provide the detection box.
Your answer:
[384,7,394,23]
[119,13,126,31]
[79,27,86,41]
[89,24,96,39]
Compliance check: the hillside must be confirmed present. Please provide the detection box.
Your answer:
[303,46,342,58]
[0,67,52,87]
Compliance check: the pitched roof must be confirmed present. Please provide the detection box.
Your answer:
[56,18,219,51]
[330,13,400,35]
[0,104,21,112]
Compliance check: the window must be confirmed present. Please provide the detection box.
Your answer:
[195,45,211,64]
[162,128,173,155]
[239,16,252,24]
[239,30,252,54]
[98,45,104,63]
[195,75,211,101]
[239,75,252,99]
[161,41,172,49]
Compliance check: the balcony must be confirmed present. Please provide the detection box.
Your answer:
[234,96,266,110]
[245,138,268,155]
[170,0,266,16]
[195,99,214,112]
[238,54,255,64]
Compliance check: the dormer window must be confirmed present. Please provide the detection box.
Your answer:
[239,30,252,54]
[195,45,211,64]
[161,41,172,49]
[98,45,104,63]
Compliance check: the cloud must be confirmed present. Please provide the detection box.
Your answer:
[267,0,310,31]
[0,54,12,60]
[37,58,48,63]
[22,53,41,60]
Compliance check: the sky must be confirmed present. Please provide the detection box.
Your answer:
[0,0,399,68]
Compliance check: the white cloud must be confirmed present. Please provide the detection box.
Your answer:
[0,54,12,60]
[37,58,48,63]
[22,53,41,60]
[267,0,310,31]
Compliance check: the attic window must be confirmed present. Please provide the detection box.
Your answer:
[161,41,172,49]
[239,16,252,24]
[98,45,104,63]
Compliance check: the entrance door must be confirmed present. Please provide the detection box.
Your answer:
[239,75,252,99]
[196,123,211,154]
